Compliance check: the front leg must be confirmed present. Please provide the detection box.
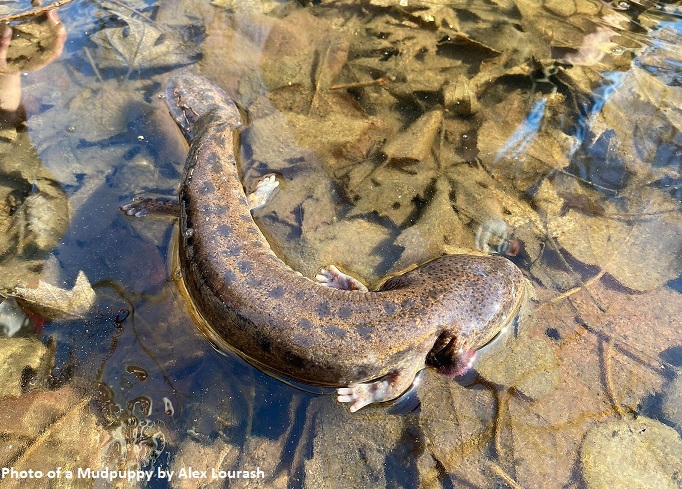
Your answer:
[337,367,420,412]
[120,197,179,217]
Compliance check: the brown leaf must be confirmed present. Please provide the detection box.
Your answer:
[418,370,497,485]
[550,191,682,291]
[382,109,443,164]
[392,177,470,271]
[0,338,49,397]
[89,17,190,71]
[478,94,575,192]
[477,333,560,401]
[580,417,682,489]
[0,387,102,487]
[304,397,405,488]
[14,270,96,320]
[67,79,152,142]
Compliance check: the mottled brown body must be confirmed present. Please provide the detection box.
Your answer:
[168,74,527,396]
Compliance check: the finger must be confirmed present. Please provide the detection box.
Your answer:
[25,9,67,71]
[46,9,67,56]
[0,25,12,69]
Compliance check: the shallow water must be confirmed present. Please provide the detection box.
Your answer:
[0,0,680,487]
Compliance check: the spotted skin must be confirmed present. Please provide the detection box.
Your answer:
[168,74,529,412]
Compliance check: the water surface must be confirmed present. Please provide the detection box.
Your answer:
[0,0,680,487]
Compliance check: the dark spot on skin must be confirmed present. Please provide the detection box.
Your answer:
[240,215,252,223]
[257,336,272,353]
[325,326,347,338]
[428,289,440,300]
[269,285,285,299]
[388,349,410,366]
[383,302,396,315]
[299,318,313,329]
[294,290,306,301]
[338,306,353,320]
[316,301,331,317]
[214,224,232,237]
[354,366,371,379]
[546,328,561,340]
[223,245,243,257]
[202,181,216,194]
[660,346,682,368]
[401,298,416,309]
[214,205,229,215]
[247,227,259,235]
[238,261,254,273]
[207,151,224,174]
[246,275,261,287]
[356,326,373,339]
[223,269,237,284]
[283,351,306,369]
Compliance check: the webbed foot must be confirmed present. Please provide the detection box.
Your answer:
[247,174,279,210]
[120,197,179,217]
[316,265,368,292]
[337,369,418,412]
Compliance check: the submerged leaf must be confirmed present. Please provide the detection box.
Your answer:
[304,397,405,488]
[477,334,559,401]
[89,17,190,71]
[418,371,496,484]
[551,198,682,291]
[382,109,443,165]
[0,338,49,397]
[0,387,102,478]
[14,271,96,320]
[580,417,682,489]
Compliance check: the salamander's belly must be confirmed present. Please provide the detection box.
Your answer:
[166,73,529,412]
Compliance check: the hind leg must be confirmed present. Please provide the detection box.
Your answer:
[337,367,420,412]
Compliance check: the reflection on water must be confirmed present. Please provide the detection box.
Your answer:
[0,0,680,487]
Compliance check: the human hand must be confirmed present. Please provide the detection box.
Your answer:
[0,9,67,74]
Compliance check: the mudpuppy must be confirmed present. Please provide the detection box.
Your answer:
[124,73,529,412]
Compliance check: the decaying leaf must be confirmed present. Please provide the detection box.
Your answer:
[304,397,406,488]
[392,177,471,271]
[1,13,60,72]
[0,387,103,487]
[580,417,682,489]
[478,94,575,192]
[382,109,443,164]
[89,16,191,71]
[0,337,50,397]
[550,190,682,291]
[14,270,96,320]
[418,370,497,484]
[477,333,560,401]
[67,79,151,142]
